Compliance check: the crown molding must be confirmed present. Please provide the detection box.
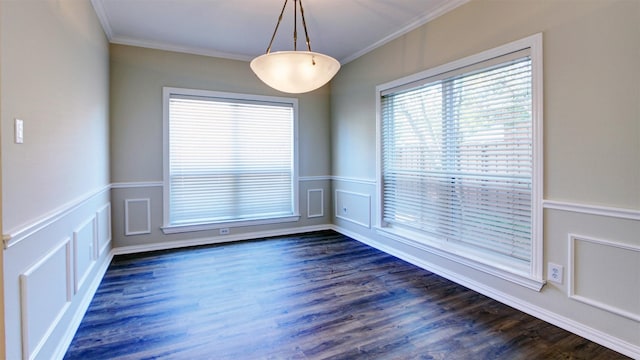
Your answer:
[339,0,471,64]
[110,37,254,62]
[90,0,113,40]
[91,0,470,65]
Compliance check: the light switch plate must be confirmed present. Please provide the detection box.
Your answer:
[15,119,24,144]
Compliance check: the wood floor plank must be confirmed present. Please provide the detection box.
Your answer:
[65,231,629,359]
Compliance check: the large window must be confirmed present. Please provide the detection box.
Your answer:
[376,35,543,288]
[163,88,299,233]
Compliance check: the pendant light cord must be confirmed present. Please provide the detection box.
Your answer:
[264,0,312,54]
[265,0,289,54]
[298,0,312,52]
[294,0,298,51]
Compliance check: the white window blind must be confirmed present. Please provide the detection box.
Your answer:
[166,90,295,227]
[380,51,534,270]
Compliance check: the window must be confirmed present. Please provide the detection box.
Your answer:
[376,35,543,288]
[163,88,299,233]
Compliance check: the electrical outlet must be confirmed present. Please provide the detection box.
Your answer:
[548,263,563,284]
[219,228,230,235]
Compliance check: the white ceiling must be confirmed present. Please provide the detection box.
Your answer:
[91,0,469,64]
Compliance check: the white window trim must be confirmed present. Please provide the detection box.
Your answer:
[375,33,544,290]
[162,87,300,234]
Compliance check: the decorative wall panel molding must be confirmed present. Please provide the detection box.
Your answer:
[73,217,97,294]
[4,187,111,360]
[96,203,112,256]
[569,234,640,321]
[125,198,151,236]
[335,189,371,228]
[307,189,324,218]
[19,238,72,360]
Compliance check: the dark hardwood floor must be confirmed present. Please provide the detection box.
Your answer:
[65,231,628,359]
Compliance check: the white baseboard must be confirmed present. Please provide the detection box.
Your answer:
[113,224,332,255]
[330,225,640,359]
[52,248,114,360]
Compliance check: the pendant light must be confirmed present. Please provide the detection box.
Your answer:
[250,0,340,94]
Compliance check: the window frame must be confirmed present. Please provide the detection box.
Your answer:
[375,34,544,290]
[162,87,300,234]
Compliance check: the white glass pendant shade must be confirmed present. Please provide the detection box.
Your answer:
[251,51,340,94]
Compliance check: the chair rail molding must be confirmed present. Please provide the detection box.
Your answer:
[543,199,640,221]
[3,185,111,249]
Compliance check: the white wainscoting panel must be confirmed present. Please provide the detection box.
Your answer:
[569,234,640,322]
[125,198,151,236]
[73,217,97,294]
[307,189,324,218]
[96,203,112,257]
[19,238,72,360]
[335,189,371,228]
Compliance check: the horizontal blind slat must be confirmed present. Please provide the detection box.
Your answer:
[169,94,294,225]
[381,55,533,266]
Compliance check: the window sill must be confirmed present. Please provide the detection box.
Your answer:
[162,215,301,235]
[375,226,545,291]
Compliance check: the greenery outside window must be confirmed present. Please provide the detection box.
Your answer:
[376,34,543,289]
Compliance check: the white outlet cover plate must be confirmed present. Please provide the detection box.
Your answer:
[548,263,564,284]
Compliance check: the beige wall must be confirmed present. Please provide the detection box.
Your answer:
[1,0,110,233]
[0,0,637,357]
[110,44,333,247]
[331,0,639,355]
[110,44,332,182]
[0,1,110,359]
[332,0,639,209]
